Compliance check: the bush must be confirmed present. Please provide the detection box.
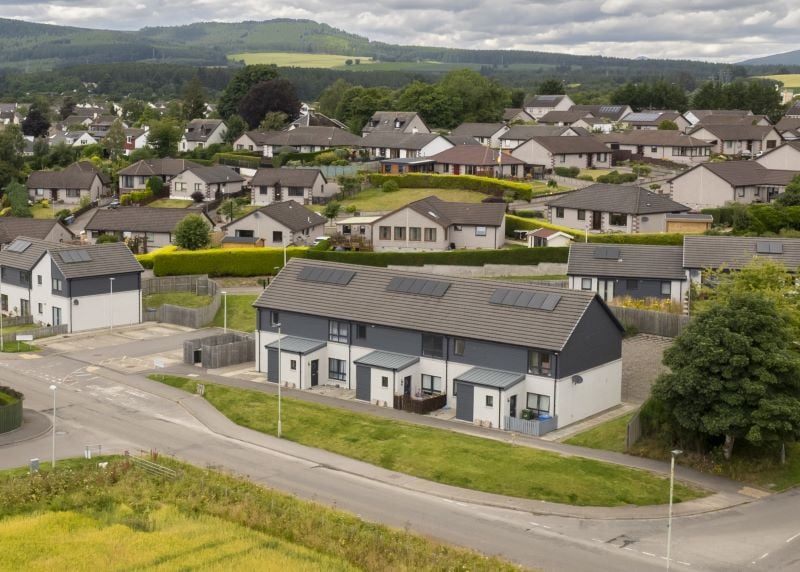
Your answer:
[173,214,211,250]
[701,206,735,226]
[547,179,558,188]
[515,210,541,218]
[127,189,153,204]
[577,175,594,182]
[381,180,400,193]
[190,191,205,203]
[554,166,580,178]
[152,247,308,276]
[323,201,341,220]
[136,245,177,269]
[96,234,119,243]
[596,171,638,184]
[314,151,340,166]
[307,247,569,267]
[55,208,72,220]
[367,173,535,201]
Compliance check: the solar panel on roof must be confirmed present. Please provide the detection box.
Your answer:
[625,112,662,122]
[5,239,31,253]
[297,265,355,285]
[490,288,561,311]
[756,241,783,254]
[538,95,560,101]
[593,246,621,260]
[599,106,623,113]
[387,276,451,298]
[59,249,91,263]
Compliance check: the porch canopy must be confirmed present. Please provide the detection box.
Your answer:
[266,336,326,355]
[454,367,525,390]
[354,350,419,371]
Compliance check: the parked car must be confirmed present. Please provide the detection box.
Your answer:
[108,198,120,209]
[312,236,331,246]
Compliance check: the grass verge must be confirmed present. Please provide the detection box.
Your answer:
[148,374,706,506]
[564,412,635,453]
[0,457,517,571]
[142,292,213,309]
[318,187,487,213]
[211,293,257,332]
[0,341,38,353]
[148,198,194,208]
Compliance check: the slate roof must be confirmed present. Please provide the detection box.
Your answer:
[527,136,611,154]
[524,95,569,108]
[383,196,506,227]
[291,111,347,130]
[254,258,619,352]
[689,124,777,141]
[182,165,244,184]
[354,350,420,371]
[694,115,770,127]
[259,127,362,147]
[567,243,686,280]
[451,123,507,138]
[454,367,525,389]
[26,161,109,190]
[570,105,630,121]
[502,108,535,122]
[597,131,713,148]
[266,336,327,354]
[683,236,800,270]
[183,119,225,142]
[363,111,425,133]
[0,218,74,244]
[0,237,142,277]
[775,117,800,133]
[428,146,524,166]
[677,162,799,187]
[250,168,325,188]
[84,207,209,233]
[538,111,592,124]
[546,184,690,215]
[228,201,326,232]
[360,131,444,150]
[443,134,483,146]
[117,158,200,177]
[500,125,575,141]
[622,111,682,125]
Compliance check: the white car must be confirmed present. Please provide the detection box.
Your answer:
[312,236,331,245]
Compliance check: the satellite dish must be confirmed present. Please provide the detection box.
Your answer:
[571,375,583,385]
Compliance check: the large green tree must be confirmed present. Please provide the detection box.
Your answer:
[102,118,127,161]
[182,75,207,120]
[4,181,32,217]
[238,78,300,129]
[334,85,395,133]
[652,291,800,460]
[21,97,51,138]
[317,78,352,118]
[537,78,566,95]
[0,124,25,189]
[437,69,509,124]
[612,80,688,112]
[395,81,457,128]
[173,214,211,250]
[146,120,182,158]
[775,175,800,207]
[217,65,279,120]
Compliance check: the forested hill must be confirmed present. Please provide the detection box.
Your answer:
[740,49,800,66]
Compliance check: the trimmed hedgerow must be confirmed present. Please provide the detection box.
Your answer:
[367,173,537,201]
[505,215,686,245]
[306,247,568,267]
[151,247,309,277]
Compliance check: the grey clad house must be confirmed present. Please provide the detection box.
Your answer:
[0,238,143,332]
[255,259,624,431]
[83,207,214,249]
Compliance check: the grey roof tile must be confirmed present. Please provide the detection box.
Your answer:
[392,196,506,227]
[117,158,201,177]
[228,201,326,232]
[0,218,73,244]
[568,243,686,280]
[546,184,690,214]
[250,168,325,188]
[84,207,210,233]
[260,126,362,147]
[0,237,142,277]
[266,336,327,354]
[454,367,525,389]
[683,236,800,270]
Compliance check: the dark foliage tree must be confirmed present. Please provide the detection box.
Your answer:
[334,85,395,133]
[174,214,211,250]
[537,78,566,95]
[21,98,51,138]
[0,125,25,189]
[238,78,301,129]
[182,75,207,120]
[612,80,688,112]
[59,97,76,120]
[223,114,247,145]
[775,175,800,207]
[217,65,279,120]
[32,137,49,169]
[146,120,182,158]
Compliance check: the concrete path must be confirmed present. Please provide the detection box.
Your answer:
[0,409,50,447]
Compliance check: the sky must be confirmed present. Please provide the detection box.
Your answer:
[2,0,798,63]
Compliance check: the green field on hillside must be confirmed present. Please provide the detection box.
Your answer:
[229,52,374,68]
[755,74,800,89]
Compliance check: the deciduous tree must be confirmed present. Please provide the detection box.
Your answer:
[182,75,207,120]
[146,120,182,158]
[173,214,211,250]
[238,78,300,129]
[4,181,32,217]
[218,65,279,120]
[21,98,51,138]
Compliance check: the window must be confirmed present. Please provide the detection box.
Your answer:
[581,278,592,290]
[66,189,80,198]
[598,153,607,162]
[422,333,444,359]
[381,376,389,388]
[236,229,254,238]
[555,207,564,218]
[475,226,487,237]
[421,374,443,395]
[145,232,155,243]
[328,358,346,381]
[528,351,551,376]
[486,395,494,407]
[287,187,304,197]
[651,146,658,153]
[356,324,367,340]
[38,303,43,314]
[767,140,777,149]
[194,183,202,192]
[37,275,42,285]
[379,226,391,240]
[453,225,463,231]
[394,226,406,240]
[19,272,29,286]
[626,279,639,290]
[725,140,733,149]
[272,231,283,243]
[453,338,465,356]
[270,311,279,326]
[577,209,585,221]
[526,393,550,416]
[661,282,671,296]
[737,188,745,198]
[419,227,434,242]
[609,213,627,226]
[409,227,421,241]
[0,294,6,311]
[329,320,349,343]
[259,186,268,195]
[290,359,297,371]
[559,154,566,163]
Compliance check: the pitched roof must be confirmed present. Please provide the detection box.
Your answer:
[259,127,362,147]
[503,108,534,122]
[538,110,592,124]
[359,132,444,150]
[500,125,576,140]
[84,207,209,233]
[254,258,619,352]
[683,236,800,270]
[546,184,690,215]
[597,131,713,148]
[524,94,569,108]
[694,114,770,127]
[444,134,484,146]
[383,195,505,227]
[687,109,752,119]
[229,201,326,232]
[183,119,225,142]
[291,111,347,130]
[181,165,244,184]
[689,124,777,141]
[428,146,524,166]
[567,243,686,280]
[363,111,425,133]
[451,123,507,138]
[526,136,611,154]
[26,161,109,190]
[0,237,142,277]
[0,218,74,244]
[776,117,800,133]
[622,111,682,125]
[117,158,201,177]
[570,105,630,121]
[677,162,799,187]
[250,168,325,188]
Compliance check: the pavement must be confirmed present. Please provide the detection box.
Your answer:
[0,409,50,447]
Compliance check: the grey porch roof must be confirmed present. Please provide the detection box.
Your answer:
[683,236,800,271]
[546,184,690,215]
[84,207,208,233]
[354,350,420,371]
[568,244,686,280]
[254,258,614,352]
[454,367,525,390]
[266,336,326,354]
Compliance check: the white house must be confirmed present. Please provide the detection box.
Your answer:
[362,111,430,136]
[359,132,453,160]
[523,94,575,119]
[83,207,214,249]
[179,119,227,152]
[687,124,783,156]
[511,136,612,172]
[250,168,329,206]
[170,165,244,201]
[26,161,110,205]
[597,131,713,166]
[223,201,327,247]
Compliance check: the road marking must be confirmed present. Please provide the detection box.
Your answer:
[455,502,466,507]
[623,547,634,552]
[592,538,603,543]
[440,498,453,504]
[757,552,769,561]
[542,525,551,529]
[678,561,691,566]
[787,531,800,543]
[529,522,540,527]
[642,552,656,557]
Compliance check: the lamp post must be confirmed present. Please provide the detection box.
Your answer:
[666,449,683,570]
[109,277,115,331]
[282,235,287,267]
[222,291,228,333]
[49,384,57,469]
[276,322,282,438]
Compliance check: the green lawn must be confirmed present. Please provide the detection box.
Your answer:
[0,457,515,572]
[579,169,612,180]
[324,187,488,213]
[149,375,706,507]
[565,412,636,453]
[30,203,55,219]
[229,52,374,68]
[0,341,38,353]
[148,198,193,208]
[212,294,258,332]
[142,292,212,309]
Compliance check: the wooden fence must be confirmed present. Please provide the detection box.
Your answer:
[184,333,255,369]
[0,323,68,346]
[610,306,690,338]
[0,315,33,328]
[0,386,23,434]
[143,275,221,329]
[142,275,217,297]
[626,410,642,449]
[393,393,447,415]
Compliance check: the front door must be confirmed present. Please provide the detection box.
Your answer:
[591,211,602,231]
[20,299,30,317]
[509,395,517,418]
[52,306,62,326]
[267,348,279,383]
[403,376,412,397]
[597,279,615,302]
[356,365,371,402]
[455,382,474,422]
[310,359,319,387]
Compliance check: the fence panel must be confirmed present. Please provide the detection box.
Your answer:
[142,275,217,297]
[143,275,221,328]
[0,386,23,434]
[610,306,690,338]
[626,411,642,449]
[0,323,68,345]
[504,415,558,436]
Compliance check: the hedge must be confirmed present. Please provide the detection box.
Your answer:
[136,245,178,269]
[701,206,734,226]
[367,173,538,201]
[505,215,686,245]
[214,152,262,169]
[306,247,568,267]
[151,247,309,277]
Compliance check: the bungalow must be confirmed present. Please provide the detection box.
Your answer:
[83,207,214,249]
[546,184,690,234]
[570,104,633,123]
[259,127,362,158]
[691,114,772,130]
[499,125,581,149]
[511,136,612,172]
[526,228,574,248]
[597,131,713,165]
[503,108,536,123]
[64,131,99,147]
[687,124,783,156]
[428,145,525,178]
[370,196,506,252]
[250,168,329,206]
[523,94,575,119]
[0,237,143,332]
[450,123,509,146]
[683,235,800,285]
[169,165,244,201]
[254,258,623,431]
[775,117,800,141]
[620,111,690,131]
[0,218,74,248]
[117,158,200,194]
[362,111,430,136]
[755,140,800,170]
[359,132,453,160]
[668,162,800,209]
[179,119,227,152]
[26,161,110,205]
[234,130,275,154]
[683,109,753,127]
[222,201,327,247]
[537,111,593,127]
[567,243,688,306]
[786,102,800,119]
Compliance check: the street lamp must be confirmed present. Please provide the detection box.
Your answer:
[222,291,228,333]
[276,322,282,438]
[666,449,683,570]
[49,384,57,469]
[109,277,115,331]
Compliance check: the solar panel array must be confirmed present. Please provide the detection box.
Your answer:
[624,112,663,122]
[387,276,451,297]
[490,288,561,311]
[5,239,31,253]
[537,95,560,101]
[756,241,783,254]
[297,265,355,285]
[599,105,623,113]
[58,249,91,263]
[593,246,621,260]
